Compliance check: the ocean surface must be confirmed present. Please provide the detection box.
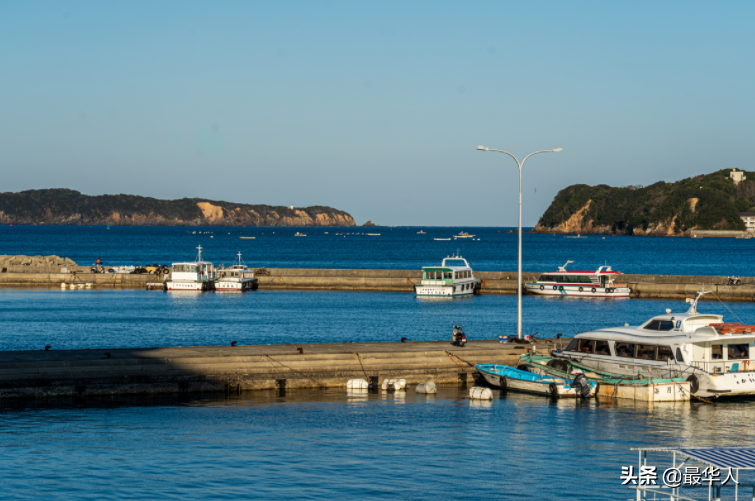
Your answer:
[2,227,755,500]
[0,224,752,275]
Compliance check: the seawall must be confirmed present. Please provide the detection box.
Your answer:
[0,340,546,400]
[0,268,753,300]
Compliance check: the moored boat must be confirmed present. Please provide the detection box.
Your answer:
[524,260,631,298]
[414,255,480,297]
[215,252,258,292]
[475,364,596,398]
[165,245,216,291]
[553,290,755,399]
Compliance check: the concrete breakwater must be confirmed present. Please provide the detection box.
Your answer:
[1,267,754,300]
[0,340,547,400]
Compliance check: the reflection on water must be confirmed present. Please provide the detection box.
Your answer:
[2,387,754,500]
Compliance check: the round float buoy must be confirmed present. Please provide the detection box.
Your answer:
[468,386,493,400]
[416,382,437,394]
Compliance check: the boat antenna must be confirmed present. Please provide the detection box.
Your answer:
[236,251,246,266]
[558,260,574,272]
[686,289,712,314]
[196,245,203,262]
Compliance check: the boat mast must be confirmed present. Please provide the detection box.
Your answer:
[196,245,203,263]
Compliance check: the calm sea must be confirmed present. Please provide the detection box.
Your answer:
[1,227,754,499]
[0,225,752,275]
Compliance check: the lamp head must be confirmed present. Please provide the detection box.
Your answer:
[552,147,563,152]
[476,145,489,151]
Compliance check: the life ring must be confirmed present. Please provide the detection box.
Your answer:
[540,285,544,290]
[578,287,583,292]
[686,374,699,394]
[591,288,596,293]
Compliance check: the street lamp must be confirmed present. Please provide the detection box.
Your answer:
[476,145,563,339]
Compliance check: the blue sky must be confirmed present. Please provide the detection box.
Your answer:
[1,1,754,226]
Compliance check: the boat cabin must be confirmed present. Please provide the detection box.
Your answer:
[171,261,215,282]
[537,264,622,287]
[421,257,475,285]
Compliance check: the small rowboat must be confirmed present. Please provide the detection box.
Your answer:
[475,364,596,398]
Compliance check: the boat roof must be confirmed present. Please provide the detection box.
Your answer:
[172,261,212,266]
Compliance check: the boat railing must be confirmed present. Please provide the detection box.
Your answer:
[689,359,755,374]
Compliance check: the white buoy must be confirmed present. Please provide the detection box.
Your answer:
[85,283,93,288]
[415,382,437,394]
[346,378,369,389]
[69,283,77,289]
[60,283,67,289]
[382,378,407,391]
[469,386,493,400]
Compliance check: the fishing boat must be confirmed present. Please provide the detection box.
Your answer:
[454,231,475,238]
[215,252,258,292]
[294,232,307,237]
[520,353,690,402]
[523,260,632,298]
[475,364,596,398]
[165,245,216,291]
[417,230,426,234]
[414,255,481,297]
[553,290,755,398]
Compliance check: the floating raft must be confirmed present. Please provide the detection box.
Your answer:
[519,354,690,402]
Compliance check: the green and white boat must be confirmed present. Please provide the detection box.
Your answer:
[414,255,481,297]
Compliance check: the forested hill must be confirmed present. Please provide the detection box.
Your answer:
[0,189,356,227]
[533,169,754,235]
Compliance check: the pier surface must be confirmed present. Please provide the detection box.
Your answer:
[0,340,550,400]
[0,267,754,300]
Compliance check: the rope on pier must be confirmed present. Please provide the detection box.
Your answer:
[353,353,369,379]
[444,351,475,368]
[263,354,323,386]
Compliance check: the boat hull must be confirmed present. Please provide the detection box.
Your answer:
[214,279,258,292]
[525,283,631,298]
[415,285,475,297]
[165,280,214,291]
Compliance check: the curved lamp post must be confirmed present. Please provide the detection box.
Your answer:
[476,145,563,339]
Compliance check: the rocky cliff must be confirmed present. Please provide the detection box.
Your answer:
[533,169,753,236]
[0,189,356,227]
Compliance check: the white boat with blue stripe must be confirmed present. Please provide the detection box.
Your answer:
[524,260,632,298]
[414,255,481,297]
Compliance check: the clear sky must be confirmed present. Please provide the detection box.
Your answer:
[1,1,754,226]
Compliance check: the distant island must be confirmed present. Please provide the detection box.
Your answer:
[534,169,752,235]
[0,189,356,227]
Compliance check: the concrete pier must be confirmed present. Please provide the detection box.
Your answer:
[0,340,553,400]
[0,267,753,300]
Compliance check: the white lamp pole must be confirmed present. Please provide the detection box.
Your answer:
[476,145,563,339]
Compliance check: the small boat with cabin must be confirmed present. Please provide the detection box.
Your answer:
[165,245,216,291]
[215,252,259,292]
[454,231,475,238]
[554,290,755,398]
[414,255,481,297]
[524,260,632,298]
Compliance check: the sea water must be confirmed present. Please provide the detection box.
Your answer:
[0,225,752,275]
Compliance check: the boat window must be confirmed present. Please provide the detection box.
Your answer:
[728,344,749,360]
[594,340,610,355]
[538,274,552,282]
[644,320,675,331]
[712,344,723,360]
[565,338,580,351]
[578,339,594,354]
[615,342,636,358]
[636,345,656,360]
[675,348,685,364]
[656,346,674,362]
[444,272,452,279]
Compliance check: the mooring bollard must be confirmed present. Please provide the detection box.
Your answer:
[44,345,51,351]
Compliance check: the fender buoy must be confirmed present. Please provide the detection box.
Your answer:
[686,374,699,394]
[549,383,558,398]
[540,285,544,290]
[500,375,507,392]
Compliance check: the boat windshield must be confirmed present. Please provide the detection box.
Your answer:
[643,320,674,331]
[538,274,594,283]
[443,259,467,267]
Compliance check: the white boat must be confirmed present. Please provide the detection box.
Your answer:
[165,245,216,291]
[414,255,481,297]
[215,252,258,292]
[556,290,755,399]
[454,231,475,238]
[417,230,426,234]
[524,260,631,298]
[434,238,451,241]
[294,232,307,237]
